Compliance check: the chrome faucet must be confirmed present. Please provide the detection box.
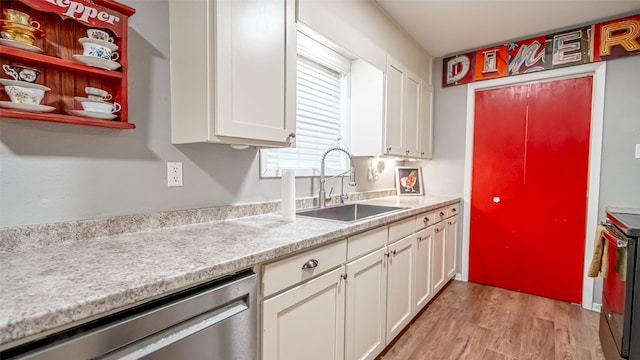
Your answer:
[319,147,356,208]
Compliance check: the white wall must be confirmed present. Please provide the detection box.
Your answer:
[424,55,640,304]
[0,0,427,227]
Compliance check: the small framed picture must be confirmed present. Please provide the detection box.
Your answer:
[395,167,423,196]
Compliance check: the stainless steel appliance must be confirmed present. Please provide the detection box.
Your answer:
[1,269,257,360]
[600,209,640,360]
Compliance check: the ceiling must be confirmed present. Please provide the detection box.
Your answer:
[374,0,640,57]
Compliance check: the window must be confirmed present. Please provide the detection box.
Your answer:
[260,32,351,177]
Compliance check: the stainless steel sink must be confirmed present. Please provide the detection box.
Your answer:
[297,203,406,223]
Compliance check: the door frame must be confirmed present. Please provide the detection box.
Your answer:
[460,62,607,311]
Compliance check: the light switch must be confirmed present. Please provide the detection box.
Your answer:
[636,144,640,159]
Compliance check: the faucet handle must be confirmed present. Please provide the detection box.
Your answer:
[326,187,334,201]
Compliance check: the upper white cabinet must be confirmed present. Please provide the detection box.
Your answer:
[419,85,433,159]
[384,57,405,156]
[169,0,296,147]
[384,56,429,158]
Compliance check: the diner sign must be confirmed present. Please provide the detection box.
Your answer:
[443,13,640,87]
[19,0,125,37]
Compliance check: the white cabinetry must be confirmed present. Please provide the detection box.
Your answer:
[419,85,433,159]
[431,221,446,295]
[384,57,405,156]
[384,57,425,158]
[169,0,296,147]
[262,267,346,360]
[414,225,433,311]
[385,234,415,341]
[445,215,459,279]
[345,247,387,360]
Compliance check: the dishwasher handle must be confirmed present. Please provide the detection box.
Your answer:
[97,296,250,360]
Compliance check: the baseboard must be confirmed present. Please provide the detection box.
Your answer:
[454,273,464,281]
[591,302,602,313]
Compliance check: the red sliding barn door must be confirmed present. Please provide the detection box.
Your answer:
[469,76,593,303]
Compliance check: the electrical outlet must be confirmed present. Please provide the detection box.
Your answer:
[167,162,183,187]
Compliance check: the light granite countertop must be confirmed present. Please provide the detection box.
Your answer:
[0,195,459,349]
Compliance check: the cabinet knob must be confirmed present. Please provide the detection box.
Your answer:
[391,250,397,256]
[440,211,445,217]
[423,217,429,223]
[405,149,410,155]
[340,273,348,280]
[302,259,318,269]
[435,228,440,233]
[448,221,452,225]
[288,132,296,139]
[452,208,457,212]
[420,152,425,156]
[417,236,422,241]
[387,147,392,152]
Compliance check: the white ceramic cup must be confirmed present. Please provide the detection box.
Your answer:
[4,85,44,104]
[85,87,112,101]
[81,100,121,114]
[87,28,113,43]
[82,42,119,62]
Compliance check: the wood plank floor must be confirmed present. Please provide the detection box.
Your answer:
[381,281,604,360]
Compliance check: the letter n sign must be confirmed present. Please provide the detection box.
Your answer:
[442,52,473,87]
[593,14,640,61]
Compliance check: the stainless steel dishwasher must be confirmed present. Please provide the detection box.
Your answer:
[2,269,257,360]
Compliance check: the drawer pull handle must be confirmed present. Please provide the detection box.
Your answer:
[440,211,445,217]
[423,217,429,223]
[452,208,457,212]
[391,250,397,256]
[302,259,319,269]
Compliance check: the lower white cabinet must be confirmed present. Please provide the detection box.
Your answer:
[262,266,346,360]
[345,247,388,360]
[445,215,458,279]
[261,202,459,360]
[385,234,415,342]
[414,225,433,312]
[431,221,446,295]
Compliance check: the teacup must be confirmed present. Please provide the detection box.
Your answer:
[81,100,121,114]
[85,87,112,101]
[87,28,113,43]
[4,84,44,104]
[3,9,40,29]
[0,28,36,45]
[3,64,40,83]
[82,42,119,61]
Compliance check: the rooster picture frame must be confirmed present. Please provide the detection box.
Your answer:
[395,167,423,196]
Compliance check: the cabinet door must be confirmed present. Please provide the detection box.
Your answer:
[386,234,415,342]
[384,57,405,156]
[403,71,421,157]
[445,215,458,280]
[414,226,433,312]
[262,267,345,360]
[345,248,388,360]
[419,85,433,159]
[215,0,296,143]
[431,221,446,295]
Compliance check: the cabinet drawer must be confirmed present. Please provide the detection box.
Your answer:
[389,217,415,243]
[347,226,387,261]
[435,207,448,222]
[415,211,436,231]
[447,204,460,218]
[262,240,347,297]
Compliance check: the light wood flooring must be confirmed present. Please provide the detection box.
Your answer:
[381,281,604,360]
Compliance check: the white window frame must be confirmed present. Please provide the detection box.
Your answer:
[260,32,351,178]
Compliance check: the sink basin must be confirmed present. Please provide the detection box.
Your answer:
[297,203,406,223]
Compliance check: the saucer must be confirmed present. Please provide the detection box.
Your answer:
[72,55,120,70]
[0,79,50,91]
[68,109,117,120]
[78,37,118,51]
[0,38,43,53]
[0,101,55,112]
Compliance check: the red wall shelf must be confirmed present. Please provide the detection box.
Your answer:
[0,0,135,130]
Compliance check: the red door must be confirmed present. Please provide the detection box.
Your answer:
[469,76,593,303]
